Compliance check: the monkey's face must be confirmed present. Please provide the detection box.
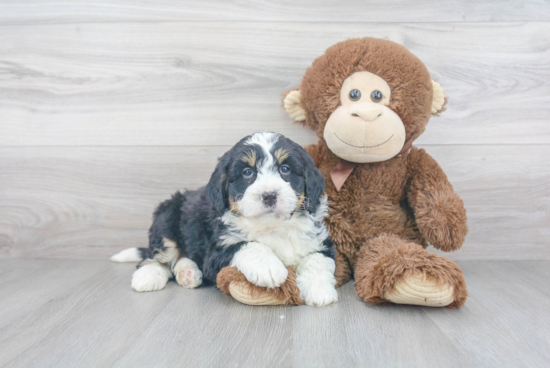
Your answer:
[283,38,447,164]
[323,71,406,163]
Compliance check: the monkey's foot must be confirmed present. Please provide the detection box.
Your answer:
[384,272,454,307]
[354,234,468,308]
[228,281,284,305]
[217,266,304,306]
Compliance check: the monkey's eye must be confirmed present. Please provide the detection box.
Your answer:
[371,90,383,102]
[349,89,361,101]
[279,165,290,175]
[242,168,254,178]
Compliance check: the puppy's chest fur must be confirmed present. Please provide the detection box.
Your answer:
[220,210,328,267]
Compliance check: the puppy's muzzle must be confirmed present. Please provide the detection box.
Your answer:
[261,192,277,207]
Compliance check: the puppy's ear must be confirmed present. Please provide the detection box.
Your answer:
[301,149,326,214]
[206,151,232,215]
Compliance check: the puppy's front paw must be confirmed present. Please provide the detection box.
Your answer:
[230,242,288,288]
[242,257,288,288]
[296,253,338,306]
[300,282,338,307]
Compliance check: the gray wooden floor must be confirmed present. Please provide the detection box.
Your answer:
[0,260,548,368]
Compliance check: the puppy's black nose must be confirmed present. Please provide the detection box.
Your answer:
[261,192,277,207]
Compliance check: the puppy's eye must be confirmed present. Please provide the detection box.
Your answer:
[371,90,383,102]
[242,168,253,178]
[349,89,361,101]
[279,165,290,175]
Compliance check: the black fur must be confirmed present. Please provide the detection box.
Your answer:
[301,147,326,214]
[140,132,334,284]
[206,149,233,216]
[318,238,336,259]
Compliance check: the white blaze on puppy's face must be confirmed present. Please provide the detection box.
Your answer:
[237,132,299,218]
[323,71,406,163]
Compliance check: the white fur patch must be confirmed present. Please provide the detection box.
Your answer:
[230,242,288,288]
[237,170,298,218]
[296,252,338,307]
[221,195,329,267]
[240,132,297,217]
[174,258,203,289]
[245,132,279,154]
[131,261,172,292]
[111,248,141,263]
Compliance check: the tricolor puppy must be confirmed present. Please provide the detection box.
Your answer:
[112,132,338,306]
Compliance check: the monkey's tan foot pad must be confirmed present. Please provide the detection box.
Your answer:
[229,281,286,306]
[384,273,454,307]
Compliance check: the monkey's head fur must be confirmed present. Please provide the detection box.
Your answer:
[284,37,446,163]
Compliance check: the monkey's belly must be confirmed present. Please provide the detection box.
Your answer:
[329,202,424,255]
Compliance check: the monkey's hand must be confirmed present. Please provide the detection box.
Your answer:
[407,148,468,252]
[413,188,467,252]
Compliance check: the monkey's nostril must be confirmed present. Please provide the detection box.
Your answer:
[261,192,278,207]
[351,113,360,117]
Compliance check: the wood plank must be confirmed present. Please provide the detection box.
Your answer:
[115,285,292,367]
[1,0,550,24]
[429,144,550,261]
[0,260,548,367]
[0,144,548,260]
[290,284,474,367]
[0,259,292,367]
[0,145,227,258]
[0,260,105,326]
[425,261,550,367]
[1,22,550,146]
[0,260,175,367]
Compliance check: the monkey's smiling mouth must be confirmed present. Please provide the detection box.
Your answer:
[334,132,394,149]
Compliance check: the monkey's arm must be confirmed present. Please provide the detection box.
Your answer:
[406,148,468,252]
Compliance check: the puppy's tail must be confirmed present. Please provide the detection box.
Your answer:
[111,247,150,263]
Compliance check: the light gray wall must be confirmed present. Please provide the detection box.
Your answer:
[1,1,549,260]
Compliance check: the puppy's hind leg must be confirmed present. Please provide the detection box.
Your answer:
[132,260,172,292]
[174,258,203,289]
[131,238,182,292]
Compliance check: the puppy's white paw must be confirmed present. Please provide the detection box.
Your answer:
[242,258,288,288]
[131,262,170,292]
[296,253,338,306]
[300,282,338,307]
[174,258,203,289]
[230,242,288,288]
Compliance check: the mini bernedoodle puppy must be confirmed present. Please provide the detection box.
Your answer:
[112,132,338,306]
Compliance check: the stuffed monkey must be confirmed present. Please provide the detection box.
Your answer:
[218,38,468,308]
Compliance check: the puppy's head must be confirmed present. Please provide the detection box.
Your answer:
[206,132,325,218]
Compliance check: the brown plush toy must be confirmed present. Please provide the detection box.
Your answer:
[218,37,468,308]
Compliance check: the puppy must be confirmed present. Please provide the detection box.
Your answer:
[112,132,338,306]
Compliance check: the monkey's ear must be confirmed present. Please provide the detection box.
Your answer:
[431,80,447,115]
[283,90,306,122]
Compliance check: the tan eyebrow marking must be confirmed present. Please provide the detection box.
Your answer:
[241,150,257,167]
[274,148,290,164]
